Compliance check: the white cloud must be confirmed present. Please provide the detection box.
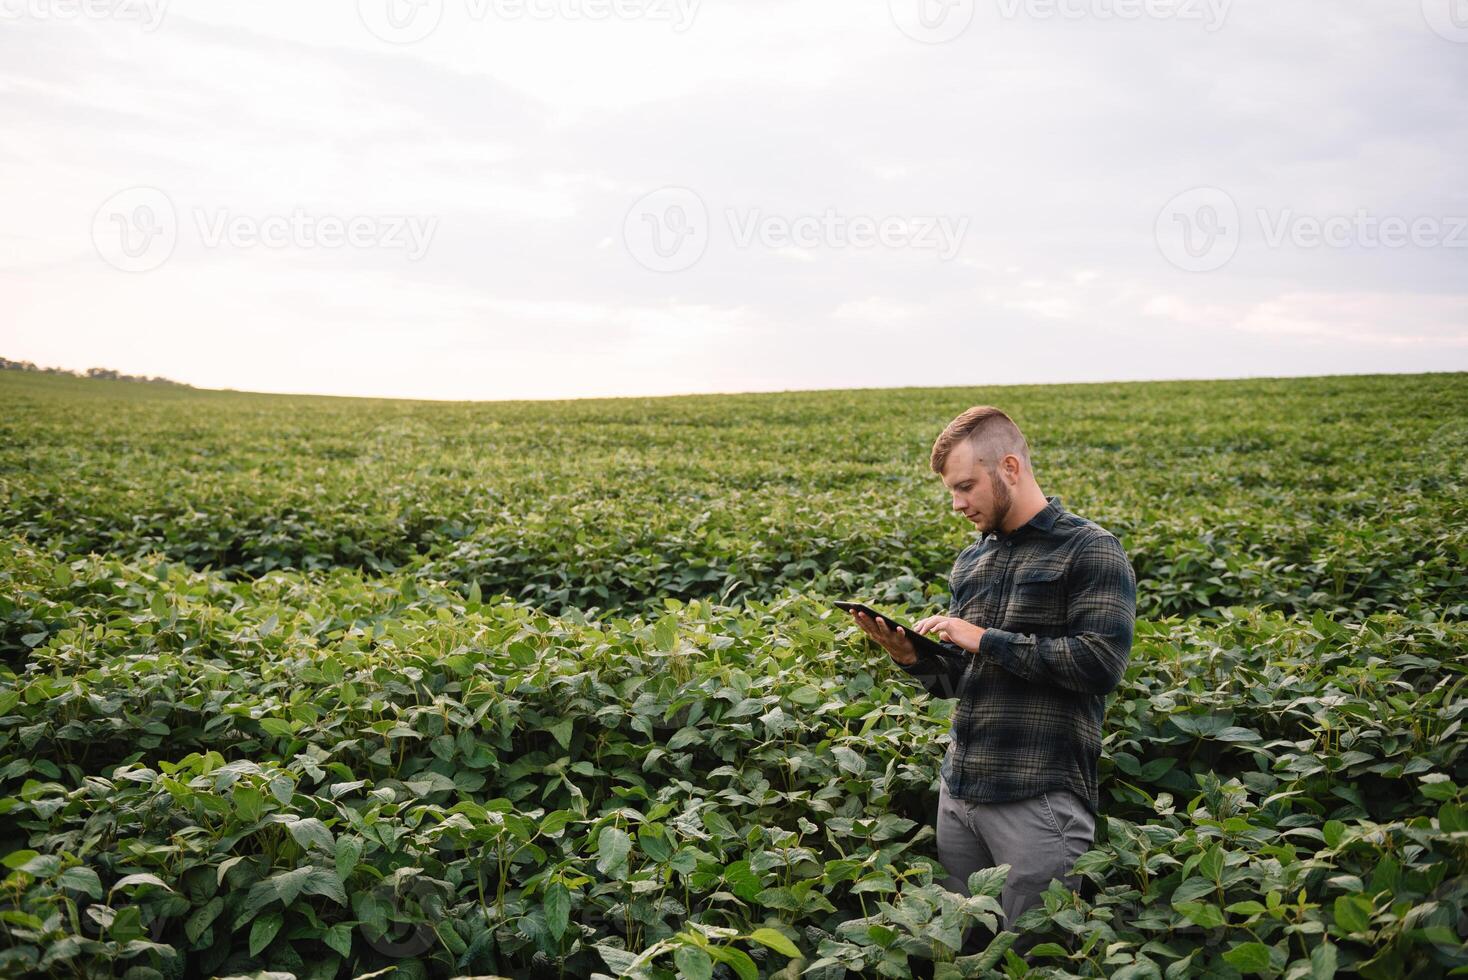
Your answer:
[1,0,1465,399]
[1232,293,1468,347]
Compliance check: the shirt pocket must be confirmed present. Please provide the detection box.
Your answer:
[951,577,993,620]
[1003,563,1068,632]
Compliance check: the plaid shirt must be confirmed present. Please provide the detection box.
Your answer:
[899,495,1136,815]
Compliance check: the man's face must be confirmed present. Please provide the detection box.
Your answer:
[941,438,1012,534]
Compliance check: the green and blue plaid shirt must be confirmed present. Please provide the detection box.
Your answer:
[899,495,1136,815]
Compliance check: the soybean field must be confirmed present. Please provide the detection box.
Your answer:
[0,369,1464,979]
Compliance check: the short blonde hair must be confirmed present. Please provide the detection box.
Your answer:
[930,405,1030,475]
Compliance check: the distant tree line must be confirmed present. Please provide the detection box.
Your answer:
[0,357,190,387]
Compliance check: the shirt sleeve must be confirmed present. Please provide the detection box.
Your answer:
[978,531,1137,695]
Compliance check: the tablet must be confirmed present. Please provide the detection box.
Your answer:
[834,601,951,659]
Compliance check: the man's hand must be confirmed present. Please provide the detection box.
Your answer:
[847,610,920,666]
[912,614,986,654]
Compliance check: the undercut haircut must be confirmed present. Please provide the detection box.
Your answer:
[930,405,1031,477]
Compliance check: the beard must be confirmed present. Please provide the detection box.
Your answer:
[978,471,1013,534]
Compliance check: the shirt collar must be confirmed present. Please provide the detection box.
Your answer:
[991,495,1064,541]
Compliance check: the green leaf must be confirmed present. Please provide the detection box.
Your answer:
[674,944,714,980]
[274,866,347,906]
[638,824,672,863]
[1419,777,1459,801]
[1224,900,1267,916]
[352,891,389,939]
[216,855,247,889]
[335,836,363,881]
[596,825,632,879]
[653,615,678,652]
[185,898,224,945]
[545,882,570,938]
[1310,940,1338,980]
[787,685,821,706]
[1439,802,1468,833]
[1170,877,1215,905]
[1138,757,1176,781]
[1174,902,1225,929]
[1026,942,1070,957]
[747,927,800,958]
[56,866,102,900]
[1333,894,1373,933]
[831,746,865,775]
[708,945,758,980]
[237,879,281,927]
[111,872,172,893]
[723,860,763,902]
[324,921,353,958]
[754,886,800,911]
[667,726,703,750]
[1222,942,1273,973]
[110,905,143,942]
[403,770,458,795]
[549,718,574,750]
[538,810,573,837]
[967,865,1009,898]
[1,850,39,870]
[249,909,283,956]
[287,817,334,854]
[268,775,294,805]
[233,785,264,823]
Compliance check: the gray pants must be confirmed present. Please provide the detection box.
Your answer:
[937,774,1095,954]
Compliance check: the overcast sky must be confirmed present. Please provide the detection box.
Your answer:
[3,0,1466,400]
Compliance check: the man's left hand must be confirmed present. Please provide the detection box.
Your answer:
[912,615,986,653]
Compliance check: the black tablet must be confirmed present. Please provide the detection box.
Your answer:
[834,601,951,659]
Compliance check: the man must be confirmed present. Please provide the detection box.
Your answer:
[846,405,1136,955]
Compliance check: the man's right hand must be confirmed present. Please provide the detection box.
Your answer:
[847,609,919,666]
